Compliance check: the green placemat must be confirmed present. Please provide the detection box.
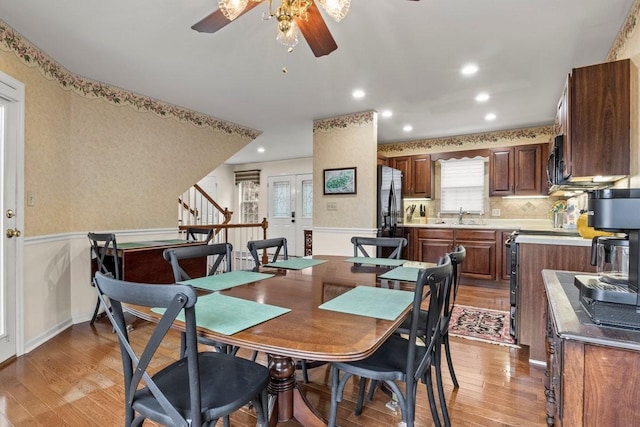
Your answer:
[263,258,327,270]
[152,293,290,335]
[179,271,274,292]
[318,285,414,321]
[379,266,421,282]
[117,241,156,249]
[344,257,406,267]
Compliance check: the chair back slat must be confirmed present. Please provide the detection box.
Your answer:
[186,227,214,244]
[351,236,407,259]
[163,243,233,281]
[247,237,288,268]
[88,232,120,279]
[410,255,453,382]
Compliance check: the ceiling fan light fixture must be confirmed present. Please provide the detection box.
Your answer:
[218,0,249,21]
[318,0,350,22]
[277,18,300,48]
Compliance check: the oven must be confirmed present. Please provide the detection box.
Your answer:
[505,231,519,339]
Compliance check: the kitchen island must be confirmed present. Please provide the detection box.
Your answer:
[544,269,640,426]
[515,234,595,363]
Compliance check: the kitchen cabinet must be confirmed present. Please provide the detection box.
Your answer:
[412,228,496,280]
[390,154,433,198]
[517,242,595,363]
[557,58,636,181]
[377,153,388,166]
[545,270,640,426]
[489,143,547,196]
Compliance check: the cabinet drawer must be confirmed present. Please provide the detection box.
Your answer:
[416,228,454,240]
[455,229,496,241]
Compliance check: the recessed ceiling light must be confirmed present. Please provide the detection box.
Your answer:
[475,92,490,102]
[403,125,413,132]
[381,110,393,118]
[461,64,479,76]
[352,89,365,99]
[257,147,265,153]
[484,113,497,121]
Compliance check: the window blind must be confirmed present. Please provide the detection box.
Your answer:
[234,169,260,185]
[440,157,485,213]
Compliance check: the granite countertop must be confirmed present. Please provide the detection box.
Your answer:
[402,218,580,233]
[515,234,591,247]
[544,269,640,351]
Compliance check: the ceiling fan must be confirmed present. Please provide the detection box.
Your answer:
[192,0,420,58]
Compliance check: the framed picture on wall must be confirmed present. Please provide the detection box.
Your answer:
[323,167,357,195]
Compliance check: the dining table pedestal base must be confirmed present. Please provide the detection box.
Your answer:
[267,354,327,427]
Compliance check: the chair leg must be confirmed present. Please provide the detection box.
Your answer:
[328,367,341,427]
[424,366,442,427]
[367,379,378,401]
[300,359,309,384]
[434,346,451,427]
[443,333,459,388]
[355,377,367,416]
[90,297,102,326]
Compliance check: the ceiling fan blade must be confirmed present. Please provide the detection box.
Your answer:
[191,1,262,33]
[295,2,338,57]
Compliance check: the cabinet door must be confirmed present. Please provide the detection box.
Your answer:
[558,75,571,179]
[571,59,632,178]
[411,155,432,198]
[417,239,452,263]
[391,156,411,196]
[456,239,496,280]
[489,148,514,196]
[514,145,542,195]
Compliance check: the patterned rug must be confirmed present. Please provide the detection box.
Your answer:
[448,305,518,347]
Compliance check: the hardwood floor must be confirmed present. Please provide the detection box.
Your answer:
[0,278,546,426]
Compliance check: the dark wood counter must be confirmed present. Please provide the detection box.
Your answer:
[543,269,640,426]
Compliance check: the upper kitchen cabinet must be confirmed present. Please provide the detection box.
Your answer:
[559,58,637,181]
[390,154,433,198]
[489,144,547,196]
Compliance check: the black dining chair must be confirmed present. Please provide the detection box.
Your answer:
[351,236,407,259]
[247,237,288,269]
[87,232,120,326]
[164,242,232,281]
[163,243,238,356]
[246,237,319,382]
[328,256,453,427]
[185,227,214,244]
[378,245,465,426]
[93,272,270,427]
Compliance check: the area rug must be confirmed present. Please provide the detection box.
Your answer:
[448,305,518,347]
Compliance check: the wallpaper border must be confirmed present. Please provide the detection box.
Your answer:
[607,0,640,61]
[377,125,554,156]
[313,110,376,133]
[0,19,261,140]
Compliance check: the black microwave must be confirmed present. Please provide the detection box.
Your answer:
[547,134,566,188]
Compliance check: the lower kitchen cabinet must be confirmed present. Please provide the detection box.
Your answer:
[519,242,595,363]
[545,270,640,426]
[412,228,497,280]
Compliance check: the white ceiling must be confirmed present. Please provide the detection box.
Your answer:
[0,0,634,164]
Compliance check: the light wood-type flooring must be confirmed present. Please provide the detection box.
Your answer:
[0,278,546,426]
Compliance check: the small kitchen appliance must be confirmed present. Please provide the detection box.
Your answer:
[576,189,640,329]
[590,236,629,286]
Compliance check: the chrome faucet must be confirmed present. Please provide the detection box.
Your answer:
[458,207,470,224]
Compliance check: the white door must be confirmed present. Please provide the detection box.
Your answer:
[267,174,312,257]
[0,71,25,363]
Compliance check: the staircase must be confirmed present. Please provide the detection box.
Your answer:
[178,184,268,271]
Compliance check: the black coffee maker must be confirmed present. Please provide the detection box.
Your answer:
[575,188,640,329]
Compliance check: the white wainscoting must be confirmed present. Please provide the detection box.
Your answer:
[311,227,378,256]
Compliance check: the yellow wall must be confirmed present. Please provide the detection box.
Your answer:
[0,20,257,236]
[313,111,378,229]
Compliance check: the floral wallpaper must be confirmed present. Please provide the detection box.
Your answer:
[0,18,260,140]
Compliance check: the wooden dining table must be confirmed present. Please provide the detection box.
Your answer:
[125,255,428,426]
